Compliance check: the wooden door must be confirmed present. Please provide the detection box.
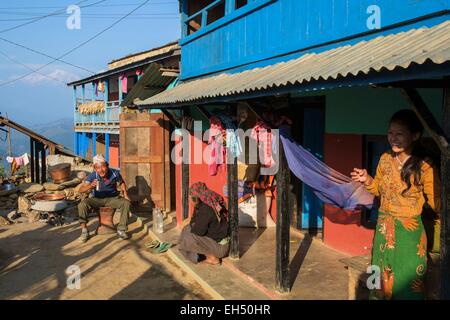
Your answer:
[120,111,171,212]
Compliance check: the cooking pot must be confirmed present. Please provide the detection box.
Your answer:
[48,163,72,184]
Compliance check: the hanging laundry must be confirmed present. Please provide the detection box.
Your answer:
[7,153,30,175]
[211,112,242,159]
[120,74,128,94]
[97,81,105,93]
[136,69,143,77]
[207,113,243,176]
[208,116,226,176]
[279,126,374,210]
[251,120,274,168]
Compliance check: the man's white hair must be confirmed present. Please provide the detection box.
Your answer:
[93,154,107,166]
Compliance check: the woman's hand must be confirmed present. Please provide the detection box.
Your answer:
[351,168,373,185]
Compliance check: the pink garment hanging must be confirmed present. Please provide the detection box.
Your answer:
[208,116,226,176]
[251,121,274,168]
[120,74,128,94]
[136,69,143,76]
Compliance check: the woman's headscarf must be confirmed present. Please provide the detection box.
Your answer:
[189,182,228,222]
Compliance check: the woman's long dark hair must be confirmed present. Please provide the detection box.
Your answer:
[389,110,427,196]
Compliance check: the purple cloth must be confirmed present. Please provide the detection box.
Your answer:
[280,126,374,210]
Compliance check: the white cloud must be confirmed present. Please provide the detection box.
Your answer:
[1,64,80,86]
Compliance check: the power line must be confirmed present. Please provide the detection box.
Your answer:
[0,50,68,85]
[0,37,95,73]
[0,2,177,10]
[0,16,179,22]
[0,0,151,87]
[0,0,108,34]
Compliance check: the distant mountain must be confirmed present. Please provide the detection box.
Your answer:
[0,118,74,173]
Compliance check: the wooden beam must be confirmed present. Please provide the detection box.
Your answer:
[441,85,450,300]
[30,138,35,183]
[181,107,190,220]
[401,88,449,153]
[227,157,239,260]
[375,79,450,89]
[34,139,40,184]
[196,105,212,120]
[160,109,180,128]
[276,140,291,293]
[40,143,46,183]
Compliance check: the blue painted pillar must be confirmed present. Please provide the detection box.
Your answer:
[181,0,188,37]
[73,86,78,153]
[92,132,97,157]
[81,132,87,158]
[118,75,123,102]
[104,79,109,123]
[105,133,110,163]
[92,82,95,101]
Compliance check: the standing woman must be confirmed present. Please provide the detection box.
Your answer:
[351,109,440,300]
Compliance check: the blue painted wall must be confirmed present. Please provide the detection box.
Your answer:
[180,0,450,80]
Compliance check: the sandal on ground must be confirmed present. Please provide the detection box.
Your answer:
[145,240,161,249]
[151,242,172,254]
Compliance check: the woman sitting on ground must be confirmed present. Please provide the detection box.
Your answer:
[179,182,230,265]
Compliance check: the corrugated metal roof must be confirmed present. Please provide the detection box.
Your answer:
[135,20,450,107]
[120,63,177,108]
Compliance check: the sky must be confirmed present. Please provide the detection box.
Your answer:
[0,0,181,127]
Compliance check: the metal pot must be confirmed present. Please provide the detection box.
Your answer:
[31,193,68,212]
[48,163,72,184]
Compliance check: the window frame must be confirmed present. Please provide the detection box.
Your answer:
[181,0,277,45]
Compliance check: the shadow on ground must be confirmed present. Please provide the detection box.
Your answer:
[0,217,209,300]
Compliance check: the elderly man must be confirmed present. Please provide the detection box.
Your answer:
[78,154,131,242]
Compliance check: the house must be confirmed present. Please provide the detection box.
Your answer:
[134,0,449,295]
[67,41,180,169]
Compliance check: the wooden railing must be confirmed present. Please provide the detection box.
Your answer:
[74,100,121,126]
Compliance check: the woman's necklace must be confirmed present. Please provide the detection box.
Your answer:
[395,154,411,170]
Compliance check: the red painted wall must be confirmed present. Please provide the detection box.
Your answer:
[323,134,374,256]
[109,142,119,169]
[175,133,227,226]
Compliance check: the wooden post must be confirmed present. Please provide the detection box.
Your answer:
[160,109,181,128]
[40,143,46,183]
[401,87,450,299]
[227,156,239,259]
[276,140,291,293]
[81,84,85,103]
[401,88,449,152]
[441,86,450,300]
[30,138,35,183]
[34,139,40,184]
[181,107,190,220]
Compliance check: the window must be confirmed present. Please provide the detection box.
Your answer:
[235,0,248,9]
[183,0,275,38]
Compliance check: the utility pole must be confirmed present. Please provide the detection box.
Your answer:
[6,113,11,157]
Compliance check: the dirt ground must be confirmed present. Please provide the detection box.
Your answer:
[0,215,212,300]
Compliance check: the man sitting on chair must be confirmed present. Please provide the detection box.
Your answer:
[78,154,131,242]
